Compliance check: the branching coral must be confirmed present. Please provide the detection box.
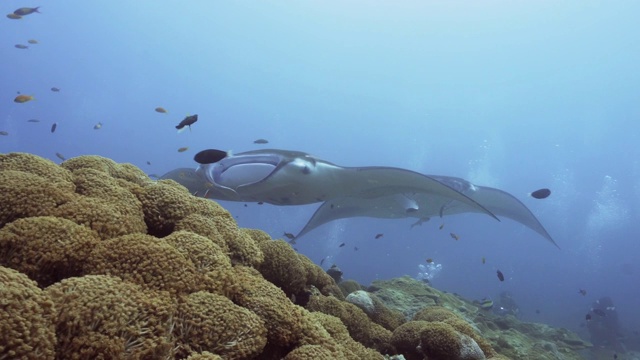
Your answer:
[174,291,267,359]
[0,216,100,287]
[45,275,175,359]
[0,265,56,360]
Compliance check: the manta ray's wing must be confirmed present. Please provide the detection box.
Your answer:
[441,184,558,248]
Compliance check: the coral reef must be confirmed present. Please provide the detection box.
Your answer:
[0,153,591,359]
[0,265,56,360]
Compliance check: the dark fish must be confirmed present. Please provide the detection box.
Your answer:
[578,289,587,296]
[439,223,444,230]
[257,201,264,205]
[55,152,66,161]
[146,161,151,165]
[320,257,327,266]
[496,270,505,282]
[7,13,22,19]
[339,243,345,248]
[375,233,383,239]
[586,314,592,321]
[535,309,540,314]
[50,123,57,133]
[614,354,618,359]
[27,119,40,123]
[13,7,40,16]
[426,258,433,263]
[283,232,295,240]
[27,39,38,44]
[51,87,60,92]
[592,308,606,317]
[0,131,8,136]
[482,257,486,264]
[93,122,102,130]
[354,247,359,251]
[253,138,269,144]
[155,107,167,113]
[450,232,459,240]
[177,147,189,153]
[330,204,334,209]
[530,188,551,199]
[175,114,198,131]
[14,44,28,49]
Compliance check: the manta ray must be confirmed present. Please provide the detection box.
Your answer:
[160,148,558,247]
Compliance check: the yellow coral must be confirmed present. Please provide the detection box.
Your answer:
[284,345,336,360]
[46,275,175,359]
[0,170,75,226]
[391,321,431,360]
[306,294,394,354]
[257,240,307,296]
[83,233,202,295]
[0,265,56,360]
[163,230,232,273]
[175,213,229,252]
[0,152,75,191]
[310,312,385,360]
[184,351,224,359]
[231,265,304,347]
[174,291,267,359]
[0,216,100,287]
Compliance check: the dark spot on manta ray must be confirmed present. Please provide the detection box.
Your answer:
[530,188,551,199]
[301,166,311,175]
[406,208,417,213]
[194,149,227,164]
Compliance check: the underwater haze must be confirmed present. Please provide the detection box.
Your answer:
[3,0,640,352]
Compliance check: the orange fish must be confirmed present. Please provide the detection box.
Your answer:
[6,13,22,19]
[27,39,38,44]
[177,147,189,153]
[155,107,168,113]
[14,94,34,103]
[449,232,459,241]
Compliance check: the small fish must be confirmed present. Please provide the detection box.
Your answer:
[482,257,486,264]
[585,313,592,321]
[14,44,28,49]
[0,131,8,136]
[592,308,606,317]
[146,161,151,165]
[478,298,494,310]
[535,309,540,314]
[55,152,66,161]
[27,119,40,123]
[320,257,327,266]
[354,246,359,251]
[93,122,102,130]
[426,258,433,263]
[50,87,60,92]
[439,223,444,230]
[375,233,384,239]
[578,289,587,296]
[339,243,345,248]
[27,39,38,44]
[410,217,430,229]
[155,107,167,113]
[6,13,22,19]
[243,204,248,207]
[13,7,40,16]
[14,94,34,103]
[50,123,57,133]
[257,201,264,205]
[283,232,295,240]
[496,270,505,282]
[177,147,189,153]
[175,114,198,131]
[614,353,618,359]
[253,138,269,144]
[450,232,459,240]
[530,188,551,199]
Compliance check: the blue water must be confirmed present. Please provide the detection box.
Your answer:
[3,0,639,345]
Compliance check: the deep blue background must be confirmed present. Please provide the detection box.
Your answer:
[2,0,639,341]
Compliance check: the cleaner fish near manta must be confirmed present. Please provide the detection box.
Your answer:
[160,148,558,247]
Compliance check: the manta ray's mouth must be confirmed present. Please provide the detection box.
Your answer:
[212,154,283,189]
